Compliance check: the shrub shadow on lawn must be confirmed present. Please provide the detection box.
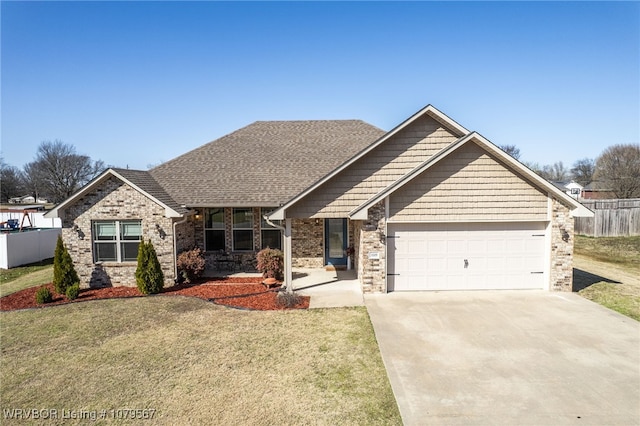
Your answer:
[573,268,621,292]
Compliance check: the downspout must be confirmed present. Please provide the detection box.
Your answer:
[263,214,293,293]
[172,214,190,282]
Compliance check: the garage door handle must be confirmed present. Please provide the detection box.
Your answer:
[464,259,469,268]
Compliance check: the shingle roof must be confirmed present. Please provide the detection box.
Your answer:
[149,120,385,207]
[111,168,190,215]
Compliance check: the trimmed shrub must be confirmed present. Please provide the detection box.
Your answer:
[53,235,79,295]
[135,240,165,294]
[35,287,53,304]
[65,283,80,300]
[177,247,206,283]
[276,290,301,308]
[256,248,284,280]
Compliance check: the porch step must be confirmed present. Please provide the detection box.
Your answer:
[325,265,347,272]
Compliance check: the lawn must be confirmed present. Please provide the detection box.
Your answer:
[574,235,640,272]
[0,259,53,297]
[0,297,401,425]
[574,235,640,321]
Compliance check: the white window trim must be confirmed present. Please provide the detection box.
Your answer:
[93,220,142,263]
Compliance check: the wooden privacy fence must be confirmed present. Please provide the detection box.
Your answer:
[574,199,640,237]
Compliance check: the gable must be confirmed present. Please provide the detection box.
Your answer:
[389,141,549,221]
[61,176,169,226]
[285,115,460,218]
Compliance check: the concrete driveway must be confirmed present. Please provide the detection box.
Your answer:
[365,291,640,425]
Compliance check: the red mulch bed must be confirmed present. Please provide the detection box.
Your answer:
[0,277,309,312]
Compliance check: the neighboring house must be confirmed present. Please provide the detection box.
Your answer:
[581,182,616,200]
[46,105,593,292]
[552,181,583,200]
[9,195,49,204]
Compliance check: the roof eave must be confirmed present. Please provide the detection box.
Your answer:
[45,168,185,219]
[109,169,184,218]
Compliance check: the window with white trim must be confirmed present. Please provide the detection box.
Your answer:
[260,208,281,250]
[93,220,142,262]
[204,208,225,251]
[233,208,254,251]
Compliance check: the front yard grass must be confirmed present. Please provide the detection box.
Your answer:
[0,259,53,297]
[0,297,401,425]
[574,235,640,321]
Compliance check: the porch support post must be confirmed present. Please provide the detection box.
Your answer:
[284,217,293,293]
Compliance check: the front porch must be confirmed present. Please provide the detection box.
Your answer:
[202,267,363,309]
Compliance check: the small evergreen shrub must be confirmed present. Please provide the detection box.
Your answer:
[53,235,79,295]
[135,240,165,294]
[65,283,80,300]
[177,247,206,283]
[35,287,53,304]
[256,248,284,280]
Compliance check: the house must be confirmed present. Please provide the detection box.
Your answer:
[581,182,616,200]
[9,195,49,204]
[45,105,593,292]
[552,181,583,200]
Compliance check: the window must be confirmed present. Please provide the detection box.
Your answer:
[233,208,254,251]
[93,220,142,262]
[205,208,225,251]
[261,208,281,250]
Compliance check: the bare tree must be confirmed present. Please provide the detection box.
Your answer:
[499,144,521,160]
[594,144,640,199]
[570,158,595,186]
[541,161,569,182]
[0,158,25,202]
[23,140,105,203]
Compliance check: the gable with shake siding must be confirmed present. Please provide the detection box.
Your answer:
[388,141,549,222]
[286,114,463,218]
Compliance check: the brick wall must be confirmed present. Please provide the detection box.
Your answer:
[550,199,574,291]
[358,201,386,293]
[291,219,324,268]
[62,177,176,288]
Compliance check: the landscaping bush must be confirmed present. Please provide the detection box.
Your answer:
[53,235,79,295]
[135,240,164,294]
[35,287,53,304]
[65,283,80,300]
[177,247,206,283]
[276,290,301,308]
[256,248,284,280]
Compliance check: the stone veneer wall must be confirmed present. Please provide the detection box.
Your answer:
[291,219,324,268]
[62,177,176,288]
[358,201,386,293]
[175,217,197,254]
[550,198,574,291]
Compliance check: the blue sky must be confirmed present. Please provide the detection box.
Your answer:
[2,1,638,172]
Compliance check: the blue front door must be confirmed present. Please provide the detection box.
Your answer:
[325,218,347,267]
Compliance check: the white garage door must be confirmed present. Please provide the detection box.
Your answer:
[387,222,547,291]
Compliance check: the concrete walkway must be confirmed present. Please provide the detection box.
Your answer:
[366,291,640,426]
[292,268,364,308]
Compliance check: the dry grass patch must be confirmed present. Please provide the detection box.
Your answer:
[574,235,640,273]
[579,282,640,321]
[0,266,53,297]
[0,297,401,425]
[574,235,640,321]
